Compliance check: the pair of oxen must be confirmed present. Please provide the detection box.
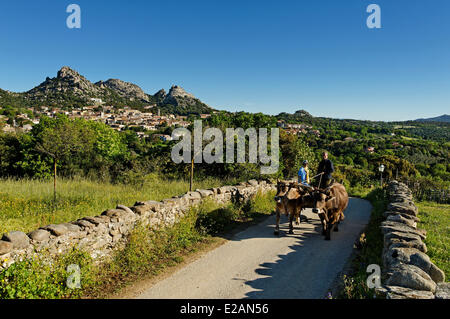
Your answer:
[273,180,349,240]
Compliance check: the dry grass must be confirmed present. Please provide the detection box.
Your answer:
[0,175,229,234]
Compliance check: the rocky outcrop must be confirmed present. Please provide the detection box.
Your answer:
[377,181,447,299]
[162,85,213,114]
[26,66,102,102]
[95,78,151,102]
[0,180,275,271]
[13,67,214,114]
[165,85,195,100]
[153,89,167,103]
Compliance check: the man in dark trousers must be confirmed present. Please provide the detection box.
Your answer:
[317,151,334,189]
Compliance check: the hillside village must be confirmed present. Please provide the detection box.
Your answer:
[0,103,212,140]
[0,100,325,141]
[0,102,394,156]
[278,121,321,137]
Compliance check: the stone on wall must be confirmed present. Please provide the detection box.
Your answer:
[380,221,426,240]
[0,241,13,255]
[435,283,450,300]
[386,214,417,228]
[386,263,437,292]
[377,286,435,299]
[43,224,69,237]
[2,231,31,249]
[28,229,51,242]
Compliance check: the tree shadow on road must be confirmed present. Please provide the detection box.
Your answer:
[236,202,370,299]
[235,215,337,299]
[223,211,323,242]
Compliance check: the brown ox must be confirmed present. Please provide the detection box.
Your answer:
[311,183,348,240]
[274,181,314,235]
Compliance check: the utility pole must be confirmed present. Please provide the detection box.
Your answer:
[54,158,57,204]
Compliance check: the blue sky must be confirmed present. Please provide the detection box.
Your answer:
[0,0,449,121]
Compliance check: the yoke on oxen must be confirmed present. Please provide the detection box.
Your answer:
[273,179,349,240]
[273,180,315,235]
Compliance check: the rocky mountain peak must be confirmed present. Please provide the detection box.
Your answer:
[167,85,195,99]
[27,66,99,100]
[96,78,150,102]
[57,66,83,81]
[155,88,166,95]
[162,85,211,113]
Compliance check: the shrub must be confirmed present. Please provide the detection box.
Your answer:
[0,249,95,299]
[195,204,237,235]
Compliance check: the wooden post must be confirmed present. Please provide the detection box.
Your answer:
[190,157,194,192]
[53,158,57,211]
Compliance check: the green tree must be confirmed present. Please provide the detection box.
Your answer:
[33,115,94,202]
[85,121,128,161]
[279,132,317,179]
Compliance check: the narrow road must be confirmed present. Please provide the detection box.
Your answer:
[135,198,372,299]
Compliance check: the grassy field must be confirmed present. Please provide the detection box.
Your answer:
[0,175,233,234]
[417,201,450,281]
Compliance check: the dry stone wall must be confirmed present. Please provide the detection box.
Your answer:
[377,181,449,299]
[0,179,276,271]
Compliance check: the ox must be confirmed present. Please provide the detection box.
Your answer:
[311,183,348,240]
[273,181,314,235]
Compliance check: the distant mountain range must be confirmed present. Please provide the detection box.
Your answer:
[0,67,214,115]
[1,68,448,122]
[415,114,450,123]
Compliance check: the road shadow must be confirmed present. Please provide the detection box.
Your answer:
[227,209,325,241]
[234,199,370,299]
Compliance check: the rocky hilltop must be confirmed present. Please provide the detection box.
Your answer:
[95,78,151,102]
[163,85,208,110]
[25,67,102,104]
[153,89,167,104]
[1,67,214,115]
[166,85,196,100]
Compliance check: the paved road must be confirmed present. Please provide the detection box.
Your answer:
[135,198,372,299]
